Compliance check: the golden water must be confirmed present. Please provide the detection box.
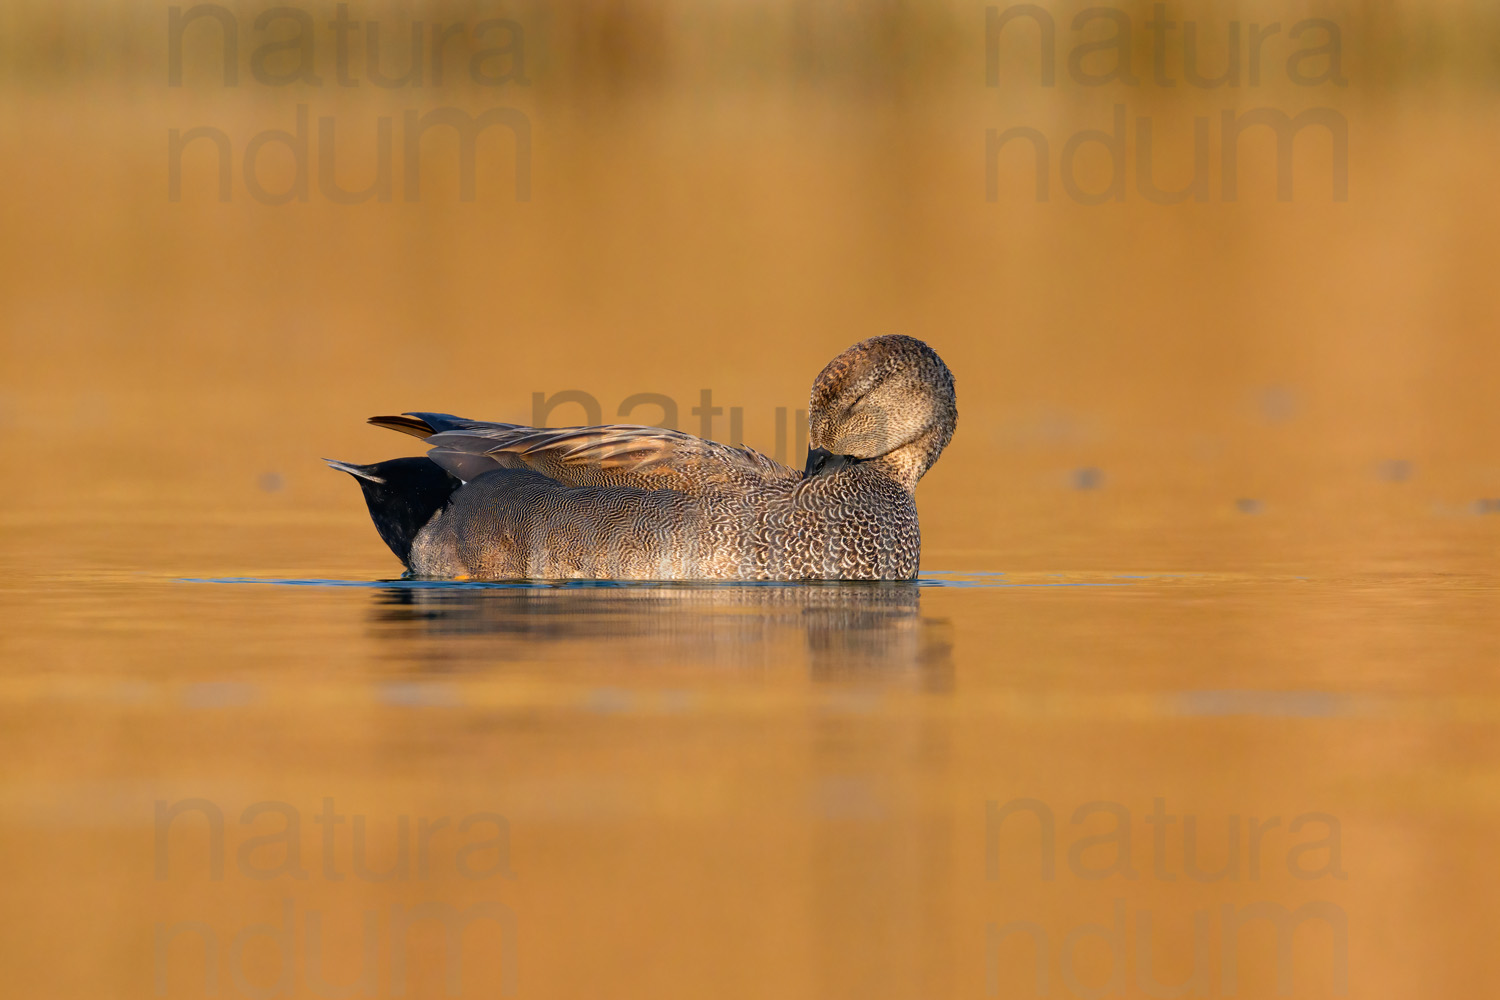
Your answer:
[3,2,1500,997]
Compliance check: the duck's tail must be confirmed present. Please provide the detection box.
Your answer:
[324,456,461,567]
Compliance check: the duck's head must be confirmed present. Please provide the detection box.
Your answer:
[806,335,957,490]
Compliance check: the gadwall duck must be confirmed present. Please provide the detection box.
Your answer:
[329,335,956,580]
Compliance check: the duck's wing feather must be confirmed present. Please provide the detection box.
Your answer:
[369,412,798,490]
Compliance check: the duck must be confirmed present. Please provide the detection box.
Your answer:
[327,334,957,580]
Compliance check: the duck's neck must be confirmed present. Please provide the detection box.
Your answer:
[866,424,950,493]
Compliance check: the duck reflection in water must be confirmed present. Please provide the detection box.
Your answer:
[368,582,953,686]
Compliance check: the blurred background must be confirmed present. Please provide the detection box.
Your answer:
[2,0,1497,572]
[3,1,1500,998]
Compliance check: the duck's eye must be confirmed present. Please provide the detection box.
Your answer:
[842,389,870,415]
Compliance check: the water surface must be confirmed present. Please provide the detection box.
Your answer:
[4,518,1498,998]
